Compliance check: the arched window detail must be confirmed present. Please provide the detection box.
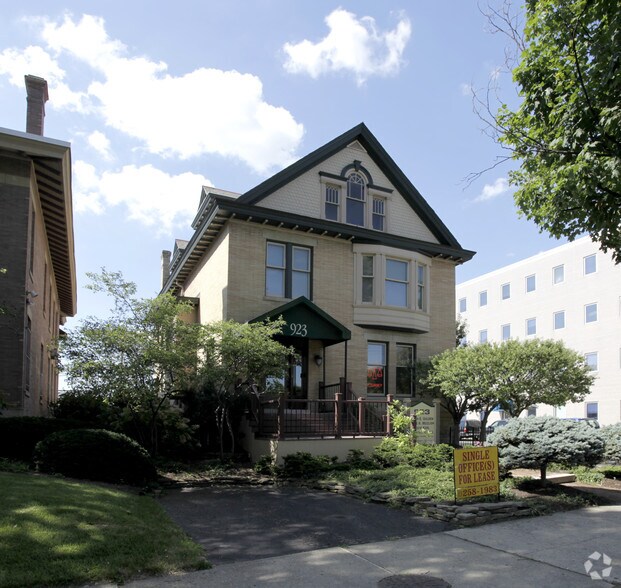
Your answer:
[346,172,366,226]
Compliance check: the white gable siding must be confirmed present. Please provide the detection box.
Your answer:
[255,145,439,244]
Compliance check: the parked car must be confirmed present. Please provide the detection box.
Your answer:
[459,417,482,440]
[562,417,600,429]
[486,419,508,435]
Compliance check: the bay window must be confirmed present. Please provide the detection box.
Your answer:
[385,258,408,307]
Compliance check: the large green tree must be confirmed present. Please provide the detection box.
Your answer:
[493,0,621,261]
[426,338,594,445]
[61,270,205,455]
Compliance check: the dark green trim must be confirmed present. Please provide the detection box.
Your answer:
[237,123,464,249]
[251,296,351,345]
[319,170,394,194]
[215,195,475,262]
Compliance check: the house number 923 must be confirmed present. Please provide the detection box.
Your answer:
[289,323,307,336]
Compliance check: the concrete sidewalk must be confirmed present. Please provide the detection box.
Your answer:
[123,505,621,587]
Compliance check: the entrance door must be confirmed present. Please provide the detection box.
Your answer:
[286,340,308,407]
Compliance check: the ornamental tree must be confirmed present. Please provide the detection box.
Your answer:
[483,0,621,261]
[61,270,205,456]
[489,416,605,484]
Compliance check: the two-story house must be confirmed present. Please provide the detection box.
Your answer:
[161,123,474,460]
[0,76,77,416]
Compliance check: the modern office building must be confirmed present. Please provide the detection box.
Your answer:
[456,237,621,425]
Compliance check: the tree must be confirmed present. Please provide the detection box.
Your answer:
[425,344,501,446]
[197,320,292,459]
[489,416,604,484]
[61,270,205,456]
[425,338,595,445]
[481,0,621,261]
[494,339,594,417]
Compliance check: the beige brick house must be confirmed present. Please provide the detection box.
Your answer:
[0,76,77,416]
[161,124,473,457]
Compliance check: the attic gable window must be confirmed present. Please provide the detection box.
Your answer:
[325,185,340,221]
[346,172,365,226]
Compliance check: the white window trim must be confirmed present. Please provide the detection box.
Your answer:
[525,274,536,293]
[584,351,598,372]
[458,297,467,313]
[553,310,565,330]
[501,283,510,300]
[585,302,598,324]
[584,254,597,275]
[353,244,430,313]
[479,290,488,307]
[526,317,537,336]
[553,264,564,284]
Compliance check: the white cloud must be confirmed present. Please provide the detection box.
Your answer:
[283,9,411,85]
[474,177,511,203]
[86,130,113,160]
[1,14,303,173]
[73,161,210,234]
[460,82,473,97]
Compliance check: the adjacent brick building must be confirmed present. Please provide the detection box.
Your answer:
[0,76,77,416]
[161,124,473,453]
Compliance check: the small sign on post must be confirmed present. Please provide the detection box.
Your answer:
[453,446,500,500]
[411,401,436,444]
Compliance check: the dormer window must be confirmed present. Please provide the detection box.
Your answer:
[346,172,365,226]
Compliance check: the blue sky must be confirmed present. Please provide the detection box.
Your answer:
[0,1,565,324]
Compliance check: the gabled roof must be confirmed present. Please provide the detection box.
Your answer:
[161,124,475,295]
[250,296,351,346]
[238,123,462,249]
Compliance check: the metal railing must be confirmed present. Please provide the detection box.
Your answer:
[253,393,394,439]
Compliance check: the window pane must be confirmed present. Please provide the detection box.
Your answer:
[326,185,339,204]
[526,275,536,292]
[584,255,596,274]
[363,255,374,276]
[479,330,488,343]
[585,303,598,323]
[386,281,407,307]
[502,283,510,299]
[267,243,285,267]
[325,202,339,220]
[586,402,598,419]
[585,352,598,371]
[396,345,414,396]
[266,268,285,297]
[347,173,365,200]
[372,214,384,231]
[459,298,467,313]
[292,271,310,298]
[362,277,373,302]
[553,265,564,284]
[526,318,536,336]
[367,343,386,395]
[292,247,310,271]
[346,199,365,226]
[479,291,487,306]
[554,311,565,330]
[502,324,511,340]
[386,259,408,281]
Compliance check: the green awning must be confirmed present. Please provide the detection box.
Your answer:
[251,297,351,346]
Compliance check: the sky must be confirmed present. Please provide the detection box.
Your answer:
[0,0,566,326]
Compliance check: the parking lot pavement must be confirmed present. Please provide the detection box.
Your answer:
[158,484,451,564]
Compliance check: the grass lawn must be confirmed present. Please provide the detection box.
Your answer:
[0,471,209,588]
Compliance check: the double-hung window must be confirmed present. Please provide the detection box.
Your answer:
[324,184,340,221]
[372,197,385,231]
[362,255,374,303]
[385,258,408,307]
[346,172,365,226]
[265,241,312,299]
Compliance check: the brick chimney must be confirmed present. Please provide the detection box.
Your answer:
[161,250,171,289]
[25,75,49,136]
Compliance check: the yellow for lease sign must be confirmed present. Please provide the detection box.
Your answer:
[454,446,500,500]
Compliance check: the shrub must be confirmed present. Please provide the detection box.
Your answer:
[489,416,605,484]
[600,424,621,463]
[49,390,111,425]
[372,439,453,471]
[281,452,341,478]
[253,454,277,476]
[0,417,93,461]
[34,429,157,485]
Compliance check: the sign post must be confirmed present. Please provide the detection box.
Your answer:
[453,446,500,501]
[411,401,437,444]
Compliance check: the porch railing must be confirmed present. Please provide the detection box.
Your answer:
[251,392,394,439]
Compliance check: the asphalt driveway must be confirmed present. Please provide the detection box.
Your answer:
[160,485,451,565]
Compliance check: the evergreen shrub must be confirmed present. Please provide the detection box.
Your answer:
[34,428,157,485]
